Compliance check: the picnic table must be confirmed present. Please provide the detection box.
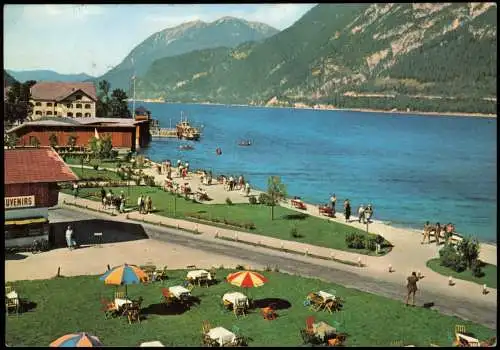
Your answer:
[169,285,191,299]
[307,291,338,313]
[291,198,307,210]
[313,321,336,341]
[6,291,19,305]
[222,292,249,309]
[206,327,236,346]
[115,297,133,311]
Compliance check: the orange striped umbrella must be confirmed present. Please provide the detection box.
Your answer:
[226,271,268,288]
[50,332,103,347]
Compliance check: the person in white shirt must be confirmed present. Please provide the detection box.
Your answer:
[358,205,365,223]
[65,225,75,250]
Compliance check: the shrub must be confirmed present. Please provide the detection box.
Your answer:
[439,244,466,272]
[235,264,245,270]
[290,225,301,238]
[225,197,233,205]
[273,265,280,272]
[243,222,256,230]
[345,233,365,249]
[471,260,484,278]
[375,234,385,245]
[258,193,270,205]
[264,265,272,272]
[365,237,377,251]
[456,237,480,269]
[248,195,257,205]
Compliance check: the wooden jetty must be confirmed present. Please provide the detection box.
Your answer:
[150,127,178,138]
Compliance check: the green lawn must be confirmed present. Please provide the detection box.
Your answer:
[71,167,122,181]
[64,157,122,169]
[63,186,390,256]
[426,258,497,289]
[5,269,495,347]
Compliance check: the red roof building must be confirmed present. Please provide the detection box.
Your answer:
[5,147,79,248]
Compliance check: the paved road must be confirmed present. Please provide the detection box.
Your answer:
[49,207,497,329]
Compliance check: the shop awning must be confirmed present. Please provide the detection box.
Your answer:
[5,217,48,226]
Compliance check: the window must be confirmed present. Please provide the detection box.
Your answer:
[84,104,91,109]
[35,111,42,115]
[46,102,52,107]
[84,112,91,117]
[47,111,53,115]
[66,103,72,108]
[75,95,82,100]
[76,104,82,108]
[54,102,58,107]
[54,111,58,116]
[67,112,73,117]
[35,102,41,106]
[76,112,82,117]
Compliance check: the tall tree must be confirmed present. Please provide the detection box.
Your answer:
[109,88,131,118]
[97,80,111,118]
[5,81,34,124]
[267,175,287,220]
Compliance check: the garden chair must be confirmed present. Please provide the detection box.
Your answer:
[6,296,19,316]
[305,315,315,334]
[156,266,168,282]
[115,291,126,299]
[233,299,247,318]
[198,272,210,288]
[209,269,217,284]
[391,340,404,347]
[455,325,466,334]
[100,298,117,319]
[202,320,212,334]
[126,306,141,324]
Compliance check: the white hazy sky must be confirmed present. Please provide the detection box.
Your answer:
[4,4,316,76]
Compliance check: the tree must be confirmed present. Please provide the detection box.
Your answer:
[49,133,58,147]
[109,89,131,118]
[4,133,19,149]
[88,134,113,159]
[29,136,40,147]
[5,81,34,124]
[456,237,480,269]
[267,175,287,220]
[97,80,111,118]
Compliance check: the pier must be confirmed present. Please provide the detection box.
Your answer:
[150,127,178,138]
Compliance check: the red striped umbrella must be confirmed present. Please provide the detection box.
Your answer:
[226,271,268,288]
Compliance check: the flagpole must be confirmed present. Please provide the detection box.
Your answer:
[132,75,136,119]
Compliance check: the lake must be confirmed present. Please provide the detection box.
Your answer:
[133,102,497,243]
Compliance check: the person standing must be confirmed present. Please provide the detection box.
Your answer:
[330,194,337,216]
[405,272,420,306]
[73,182,79,199]
[147,196,153,214]
[358,204,365,223]
[344,199,351,222]
[100,187,106,203]
[245,182,251,196]
[65,225,75,250]
[120,196,125,214]
[365,204,373,223]
[435,222,442,245]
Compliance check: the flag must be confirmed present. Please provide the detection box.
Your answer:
[94,128,99,139]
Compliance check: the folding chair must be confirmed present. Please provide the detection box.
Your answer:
[202,320,212,334]
[455,325,466,334]
[198,272,210,288]
[233,299,247,318]
[100,298,116,319]
[115,291,126,299]
[5,296,19,316]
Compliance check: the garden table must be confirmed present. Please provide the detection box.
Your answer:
[186,270,212,281]
[115,298,133,310]
[206,327,236,346]
[222,292,249,307]
[169,285,191,299]
[313,321,336,341]
[6,291,19,305]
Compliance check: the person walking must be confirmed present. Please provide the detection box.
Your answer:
[65,225,75,250]
[100,187,106,203]
[344,199,351,222]
[330,193,337,216]
[73,182,79,199]
[137,195,143,214]
[245,182,251,196]
[421,221,431,244]
[358,204,365,223]
[405,271,420,306]
[147,196,153,214]
[120,196,125,214]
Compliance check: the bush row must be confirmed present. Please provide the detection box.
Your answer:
[345,233,385,251]
[186,212,256,230]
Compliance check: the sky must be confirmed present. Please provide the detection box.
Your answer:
[4,4,316,77]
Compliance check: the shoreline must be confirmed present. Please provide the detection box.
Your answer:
[148,101,497,119]
[144,159,497,248]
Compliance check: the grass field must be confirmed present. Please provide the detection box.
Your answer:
[63,186,390,256]
[426,258,497,289]
[70,167,122,181]
[5,269,495,347]
[64,157,121,169]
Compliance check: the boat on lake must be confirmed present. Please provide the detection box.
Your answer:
[178,144,194,151]
[176,112,201,141]
[238,140,252,146]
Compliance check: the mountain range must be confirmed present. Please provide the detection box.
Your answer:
[97,17,279,93]
[6,69,94,83]
[4,70,17,87]
[132,3,497,114]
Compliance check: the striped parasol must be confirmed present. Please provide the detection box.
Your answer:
[226,270,268,288]
[100,263,148,296]
[50,332,103,347]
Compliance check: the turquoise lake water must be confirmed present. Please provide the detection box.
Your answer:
[134,103,497,243]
